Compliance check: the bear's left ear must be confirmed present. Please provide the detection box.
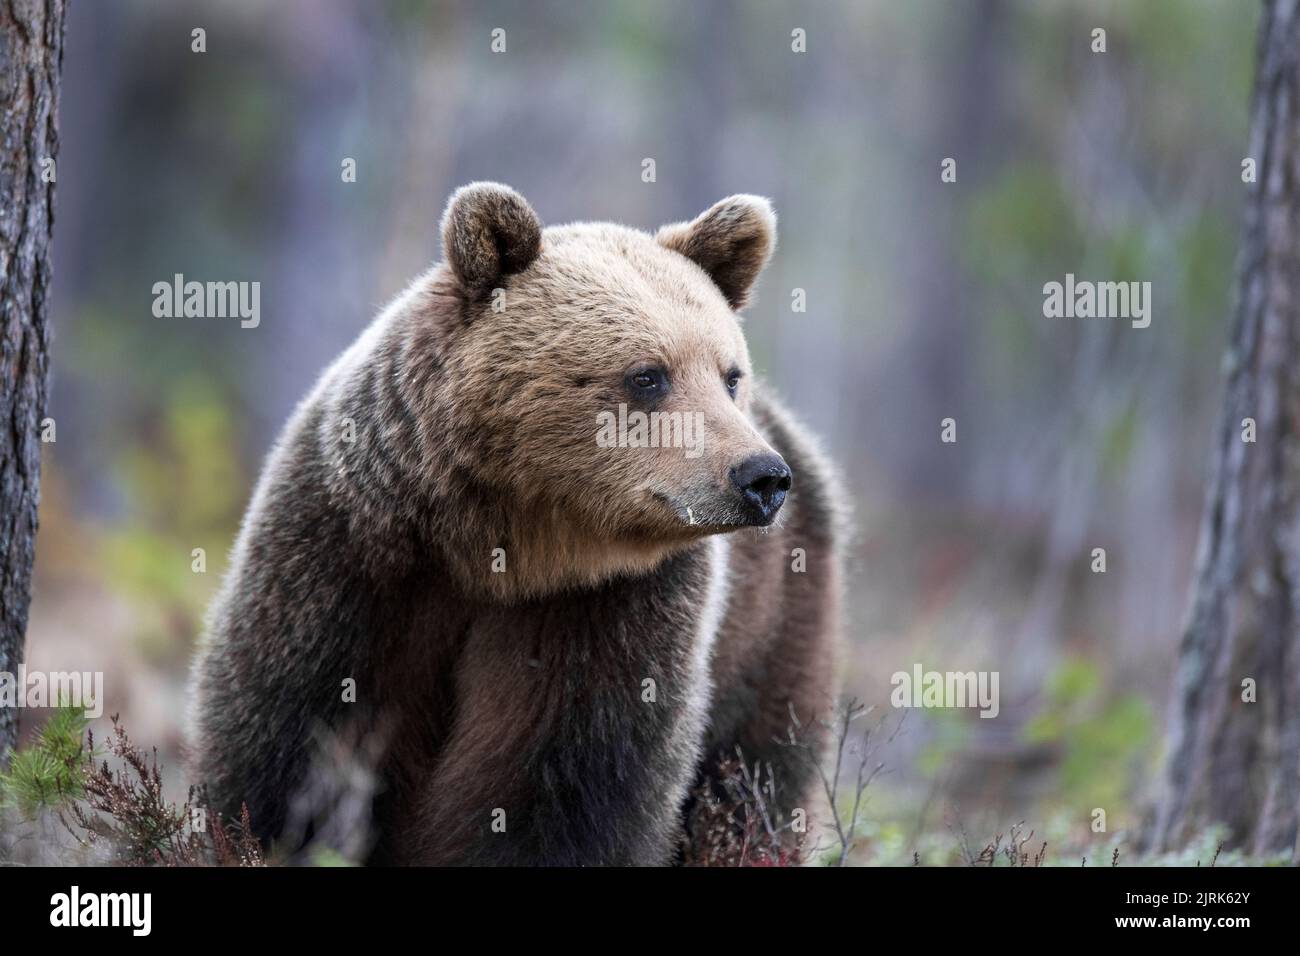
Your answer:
[440,182,544,298]
[656,195,776,311]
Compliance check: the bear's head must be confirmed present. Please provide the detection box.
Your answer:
[421,182,789,594]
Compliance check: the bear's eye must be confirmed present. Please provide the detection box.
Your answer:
[725,369,742,398]
[627,367,667,394]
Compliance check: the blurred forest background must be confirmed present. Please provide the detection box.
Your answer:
[21,0,1259,863]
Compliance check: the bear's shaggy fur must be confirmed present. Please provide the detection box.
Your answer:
[187,183,844,865]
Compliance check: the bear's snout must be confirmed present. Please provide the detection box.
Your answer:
[729,452,792,525]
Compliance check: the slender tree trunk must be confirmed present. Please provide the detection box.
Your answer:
[0,0,64,763]
[1153,0,1300,859]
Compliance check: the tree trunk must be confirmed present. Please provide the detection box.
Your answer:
[1152,0,1300,859]
[0,0,64,763]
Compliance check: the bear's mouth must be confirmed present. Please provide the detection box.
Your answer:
[649,489,778,533]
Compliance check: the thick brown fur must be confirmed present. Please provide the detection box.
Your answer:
[186,183,845,865]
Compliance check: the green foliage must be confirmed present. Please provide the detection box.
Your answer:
[916,707,971,778]
[963,163,1085,389]
[113,378,243,541]
[309,847,359,867]
[1141,824,1288,868]
[1177,213,1236,352]
[1024,658,1153,810]
[1126,0,1257,115]
[1100,400,1141,478]
[2,711,265,866]
[97,377,242,653]
[0,704,91,817]
[1098,224,1151,286]
[964,163,1085,283]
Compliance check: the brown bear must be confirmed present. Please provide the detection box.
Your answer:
[186,183,844,865]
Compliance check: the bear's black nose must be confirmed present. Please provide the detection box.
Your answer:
[730,452,792,525]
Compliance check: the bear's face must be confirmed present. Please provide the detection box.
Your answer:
[435,183,789,554]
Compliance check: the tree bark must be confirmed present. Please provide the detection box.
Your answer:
[1152,0,1300,859]
[0,0,64,763]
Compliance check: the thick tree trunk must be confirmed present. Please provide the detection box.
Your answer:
[0,0,64,763]
[1152,0,1300,859]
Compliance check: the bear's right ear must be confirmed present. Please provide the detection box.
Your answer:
[440,182,543,298]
